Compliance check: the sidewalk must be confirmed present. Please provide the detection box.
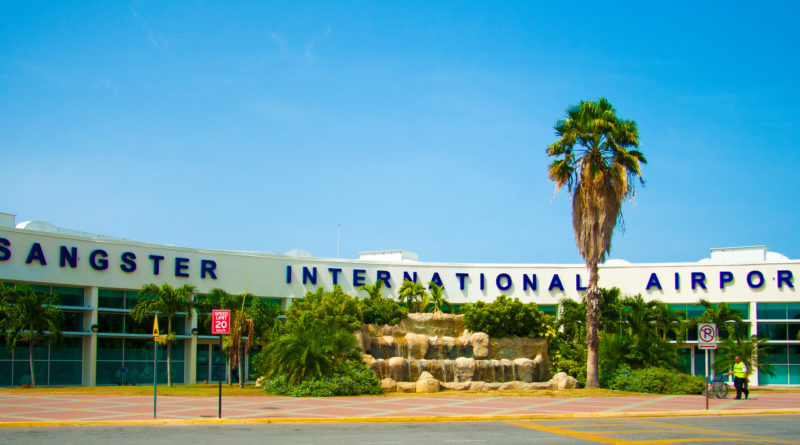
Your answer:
[1,391,799,427]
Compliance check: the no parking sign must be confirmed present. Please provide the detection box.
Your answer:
[698,323,717,349]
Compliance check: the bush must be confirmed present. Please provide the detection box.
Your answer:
[462,295,556,338]
[606,365,704,395]
[286,286,363,331]
[251,324,361,385]
[262,362,382,397]
[361,296,408,325]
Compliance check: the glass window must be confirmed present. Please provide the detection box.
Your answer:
[126,291,150,309]
[727,303,749,319]
[96,361,125,385]
[765,345,789,364]
[51,337,82,360]
[98,289,125,309]
[125,315,151,334]
[125,339,159,361]
[12,361,48,386]
[758,303,787,320]
[52,286,84,306]
[789,345,800,364]
[789,324,800,342]
[790,365,800,385]
[98,313,124,333]
[97,338,123,361]
[788,303,800,320]
[61,311,83,331]
[0,362,12,386]
[761,365,788,385]
[49,361,82,385]
[757,323,788,341]
[687,304,706,319]
[539,305,557,316]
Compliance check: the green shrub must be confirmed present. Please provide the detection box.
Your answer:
[361,295,408,325]
[262,362,382,397]
[286,285,362,331]
[252,324,361,385]
[606,365,704,395]
[462,295,556,338]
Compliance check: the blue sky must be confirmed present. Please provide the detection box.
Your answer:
[2,1,799,264]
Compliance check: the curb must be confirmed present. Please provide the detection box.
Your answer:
[1,408,799,428]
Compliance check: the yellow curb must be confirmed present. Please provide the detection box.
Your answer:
[1,408,799,428]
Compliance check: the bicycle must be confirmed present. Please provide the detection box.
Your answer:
[703,376,730,399]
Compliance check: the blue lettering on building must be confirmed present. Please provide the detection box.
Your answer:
[60,246,78,268]
[90,249,108,271]
[302,266,317,285]
[25,242,47,265]
[353,269,367,287]
[175,257,190,278]
[576,274,587,291]
[403,271,418,283]
[0,238,10,261]
[121,252,137,273]
[430,272,443,287]
[377,270,391,287]
[456,273,469,290]
[720,271,734,289]
[778,270,794,289]
[646,273,662,290]
[549,274,564,291]
[691,272,707,290]
[747,270,764,288]
[523,274,537,291]
[328,267,342,285]
[496,273,512,291]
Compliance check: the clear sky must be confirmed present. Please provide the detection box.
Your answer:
[2,1,799,265]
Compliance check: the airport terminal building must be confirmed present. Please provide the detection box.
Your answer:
[1,212,798,387]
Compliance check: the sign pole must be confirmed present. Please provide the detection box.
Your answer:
[705,348,709,410]
[211,309,231,419]
[153,314,160,419]
[219,334,223,419]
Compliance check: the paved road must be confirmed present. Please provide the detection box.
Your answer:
[2,415,799,444]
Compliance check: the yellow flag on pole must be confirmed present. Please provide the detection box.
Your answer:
[152,314,160,340]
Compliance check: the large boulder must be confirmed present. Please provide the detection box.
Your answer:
[551,372,579,389]
[380,378,397,393]
[396,382,417,393]
[416,371,440,393]
[387,357,409,382]
[500,381,526,390]
[468,381,486,391]
[399,312,466,337]
[483,382,502,390]
[455,357,476,382]
[440,381,470,391]
[405,333,430,360]
[523,381,556,390]
[470,332,490,359]
[513,358,534,382]
[491,337,549,361]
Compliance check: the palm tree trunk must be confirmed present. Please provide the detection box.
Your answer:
[238,342,244,388]
[585,262,600,388]
[28,338,36,387]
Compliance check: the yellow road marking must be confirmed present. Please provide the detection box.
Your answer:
[505,420,635,444]
[506,418,800,445]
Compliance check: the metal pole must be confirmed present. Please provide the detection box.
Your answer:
[154,341,157,418]
[219,334,223,419]
[705,348,709,410]
[337,224,341,259]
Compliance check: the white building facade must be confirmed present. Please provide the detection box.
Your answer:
[0,213,797,386]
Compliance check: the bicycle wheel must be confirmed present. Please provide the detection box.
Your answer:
[716,382,729,398]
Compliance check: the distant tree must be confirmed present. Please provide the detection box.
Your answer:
[546,98,646,387]
[398,279,428,313]
[130,283,197,387]
[359,280,384,300]
[0,283,62,387]
[286,286,362,332]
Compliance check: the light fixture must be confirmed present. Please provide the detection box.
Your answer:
[191,328,199,335]
[90,324,99,333]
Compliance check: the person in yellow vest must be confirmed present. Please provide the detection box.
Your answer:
[724,356,749,399]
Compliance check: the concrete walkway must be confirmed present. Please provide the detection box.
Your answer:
[1,391,799,427]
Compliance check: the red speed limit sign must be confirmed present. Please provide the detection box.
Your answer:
[211,309,231,335]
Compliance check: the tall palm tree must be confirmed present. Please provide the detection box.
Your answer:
[130,283,197,386]
[427,281,452,313]
[359,280,384,300]
[0,283,62,387]
[398,279,429,313]
[547,97,646,387]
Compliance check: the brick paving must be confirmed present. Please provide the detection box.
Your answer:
[0,391,798,425]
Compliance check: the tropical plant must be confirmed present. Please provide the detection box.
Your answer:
[546,97,646,387]
[462,295,556,339]
[714,335,775,378]
[255,324,362,385]
[358,280,385,300]
[0,283,62,387]
[360,281,407,326]
[426,281,452,313]
[285,285,362,332]
[397,279,428,313]
[199,288,282,387]
[129,283,197,386]
[695,299,745,339]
